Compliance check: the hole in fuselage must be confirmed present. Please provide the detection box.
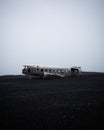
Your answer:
[28,68,31,73]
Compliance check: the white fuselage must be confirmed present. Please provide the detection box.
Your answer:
[22,65,82,78]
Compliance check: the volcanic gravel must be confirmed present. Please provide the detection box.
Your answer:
[0,73,104,130]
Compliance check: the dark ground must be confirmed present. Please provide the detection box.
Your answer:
[0,73,104,130]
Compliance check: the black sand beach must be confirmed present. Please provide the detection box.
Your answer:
[0,73,104,130]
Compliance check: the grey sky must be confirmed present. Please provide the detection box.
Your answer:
[0,0,104,75]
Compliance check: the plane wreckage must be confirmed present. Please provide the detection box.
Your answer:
[22,65,82,79]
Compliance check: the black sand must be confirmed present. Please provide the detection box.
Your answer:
[0,73,104,130]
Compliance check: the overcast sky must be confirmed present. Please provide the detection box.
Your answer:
[0,0,104,75]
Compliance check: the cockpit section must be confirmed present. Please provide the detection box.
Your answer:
[70,67,82,76]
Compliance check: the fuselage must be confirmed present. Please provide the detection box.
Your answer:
[22,65,82,78]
